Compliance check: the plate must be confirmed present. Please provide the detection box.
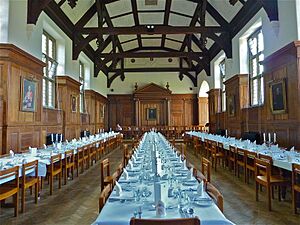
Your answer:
[193,198,213,206]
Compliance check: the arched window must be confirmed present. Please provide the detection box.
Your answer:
[199,80,210,97]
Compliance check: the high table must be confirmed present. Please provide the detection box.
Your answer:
[93,132,234,225]
[186,131,300,171]
[0,132,119,185]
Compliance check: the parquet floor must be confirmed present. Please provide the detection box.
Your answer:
[1,142,300,225]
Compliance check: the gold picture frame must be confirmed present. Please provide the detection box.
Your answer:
[146,108,157,120]
[270,79,287,114]
[71,95,77,112]
[20,77,37,112]
[227,95,235,117]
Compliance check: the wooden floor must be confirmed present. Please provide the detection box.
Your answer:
[1,142,300,225]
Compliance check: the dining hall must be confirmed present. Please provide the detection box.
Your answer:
[0,0,300,225]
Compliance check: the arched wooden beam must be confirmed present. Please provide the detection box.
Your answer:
[73,34,98,60]
[27,0,52,24]
[107,71,123,88]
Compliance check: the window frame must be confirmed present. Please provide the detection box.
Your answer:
[42,31,57,108]
[79,61,85,113]
[219,59,226,112]
[248,28,264,107]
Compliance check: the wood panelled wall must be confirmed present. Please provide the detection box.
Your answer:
[208,41,300,149]
[107,83,198,128]
[0,44,107,154]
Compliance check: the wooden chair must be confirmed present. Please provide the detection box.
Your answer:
[63,150,75,185]
[21,160,39,213]
[193,168,207,183]
[96,141,104,160]
[245,150,257,184]
[206,182,224,212]
[83,145,90,170]
[0,166,19,217]
[47,154,62,195]
[112,162,124,185]
[100,159,114,190]
[89,143,97,166]
[204,139,211,158]
[292,163,300,214]
[129,217,200,225]
[211,141,225,171]
[236,148,246,182]
[75,147,84,176]
[228,145,236,175]
[123,144,131,167]
[254,157,289,211]
[193,137,201,156]
[99,184,111,213]
[201,157,211,182]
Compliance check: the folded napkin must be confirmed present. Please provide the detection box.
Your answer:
[66,140,69,143]
[115,181,122,196]
[43,144,47,149]
[22,158,27,164]
[290,146,295,152]
[131,155,136,163]
[182,159,187,169]
[156,200,166,217]
[197,181,204,196]
[187,167,193,180]
[127,160,133,169]
[9,150,15,157]
[123,168,129,180]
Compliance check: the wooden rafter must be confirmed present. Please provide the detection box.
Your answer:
[131,0,142,48]
[161,0,172,48]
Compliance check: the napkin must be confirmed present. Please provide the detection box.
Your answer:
[30,148,37,156]
[66,140,69,143]
[123,169,129,180]
[22,158,27,164]
[131,155,136,163]
[127,160,133,169]
[156,200,166,217]
[182,159,187,169]
[154,181,168,206]
[9,150,15,157]
[197,181,204,196]
[115,181,122,196]
[43,144,47,149]
[290,146,295,152]
[187,167,193,180]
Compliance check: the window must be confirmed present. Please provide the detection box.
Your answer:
[219,59,226,111]
[42,31,57,108]
[248,28,264,106]
[79,61,85,113]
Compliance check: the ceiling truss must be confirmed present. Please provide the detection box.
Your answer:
[27,0,279,88]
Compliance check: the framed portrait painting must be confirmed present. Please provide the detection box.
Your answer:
[270,79,287,114]
[147,108,157,120]
[227,95,235,117]
[21,77,37,112]
[71,95,77,112]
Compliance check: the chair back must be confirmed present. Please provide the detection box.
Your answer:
[210,141,217,154]
[101,158,110,178]
[255,157,271,182]
[129,217,200,225]
[217,142,224,153]
[292,163,300,188]
[201,157,211,182]
[51,154,62,171]
[99,184,111,212]
[65,150,74,165]
[206,182,224,212]
[258,154,273,164]
[22,160,39,181]
[0,166,19,188]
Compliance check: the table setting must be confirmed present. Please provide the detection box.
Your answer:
[93,132,234,225]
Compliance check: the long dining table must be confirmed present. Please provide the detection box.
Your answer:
[0,132,120,185]
[186,131,300,171]
[93,132,234,225]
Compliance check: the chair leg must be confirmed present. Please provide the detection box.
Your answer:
[64,167,67,185]
[50,175,53,195]
[267,185,272,211]
[14,192,19,217]
[21,187,25,213]
[59,173,62,189]
[35,183,38,204]
[255,182,259,201]
[293,190,297,214]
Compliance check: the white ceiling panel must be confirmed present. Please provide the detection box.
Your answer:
[141,34,162,38]
[60,0,94,24]
[137,0,166,10]
[106,0,132,17]
[165,39,181,50]
[169,13,191,26]
[166,34,185,42]
[142,39,161,47]
[119,35,138,43]
[139,13,164,25]
[171,0,197,17]
[112,14,135,27]
[208,0,243,22]
[122,41,139,51]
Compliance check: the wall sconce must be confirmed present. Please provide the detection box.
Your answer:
[134,82,138,91]
[166,82,169,90]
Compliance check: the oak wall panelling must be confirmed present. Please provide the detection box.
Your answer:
[107,83,198,129]
[208,41,300,149]
[198,97,208,126]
